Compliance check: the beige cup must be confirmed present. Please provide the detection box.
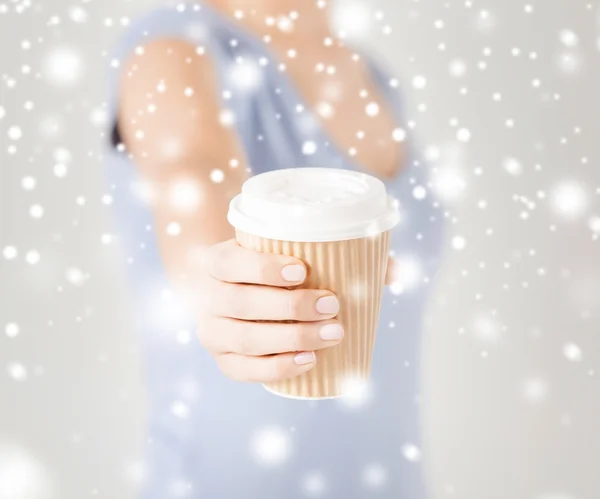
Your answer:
[228,168,400,399]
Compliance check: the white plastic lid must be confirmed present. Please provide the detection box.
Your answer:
[227,168,401,242]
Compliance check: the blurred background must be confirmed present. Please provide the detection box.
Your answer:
[1,1,599,498]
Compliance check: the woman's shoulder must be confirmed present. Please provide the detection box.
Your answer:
[112,3,221,64]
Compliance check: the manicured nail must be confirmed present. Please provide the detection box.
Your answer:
[320,323,344,341]
[316,295,339,315]
[282,264,306,282]
[294,351,316,365]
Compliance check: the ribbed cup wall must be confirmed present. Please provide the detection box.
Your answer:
[236,230,391,399]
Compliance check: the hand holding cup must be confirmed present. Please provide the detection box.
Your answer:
[198,239,345,383]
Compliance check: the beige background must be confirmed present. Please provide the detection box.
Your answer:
[1,1,599,498]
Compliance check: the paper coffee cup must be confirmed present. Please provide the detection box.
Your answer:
[228,168,400,399]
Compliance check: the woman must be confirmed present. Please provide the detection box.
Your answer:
[107,1,444,497]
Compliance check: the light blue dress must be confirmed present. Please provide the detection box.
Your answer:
[106,3,444,498]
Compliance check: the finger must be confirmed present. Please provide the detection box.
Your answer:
[215,351,317,383]
[204,239,308,286]
[198,316,344,356]
[209,281,340,321]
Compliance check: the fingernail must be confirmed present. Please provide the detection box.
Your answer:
[316,295,339,315]
[282,264,306,282]
[320,323,344,341]
[294,351,316,365]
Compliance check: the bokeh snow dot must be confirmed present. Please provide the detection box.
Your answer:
[365,102,380,117]
[68,6,88,23]
[362,463,387,489]
[337,376,373,409]
[29,205,44,219]
[412,75,427,89]
[66,267,86,287]
[7,363,28,382]
[0,444,52,499]
[563,343,583,362]
[522,377,549,404]
[550,181,589,220]
[210,169,225,184]
[168,179,201,213]
[452,236,467,251]
[331,1,372,39]
[302,141,317,155]
[456,128,471,143]
[503,157,522,176]
[3,247,18,260]
[402,443,422,462]
[25,251,40,265]
[302,471,327,496]
[559,30,579,47]
[251,427,291,467]
[5,323,19,339]
[228,59,262,93]
[8,127,22,141]
[43,47,83,87]
[21,177,36,191]
[449,59,467,77]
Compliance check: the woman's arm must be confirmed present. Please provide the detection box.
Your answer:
[117,38,344,382]
[118,38,248,287]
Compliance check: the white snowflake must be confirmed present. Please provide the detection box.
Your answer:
[503,157,522,176]
[219,109,235,127]
[522,377,549,404]
[250,426,291,467]
[0,444,52,499]
[25,250,40,265]
[331,1,372,39]
[389,255,423,293]
[7,127,22,141]
[170,400,190,419]
[7,363,28,382]
[168,178,201,213]
[53,163,68,178]
[21,177,35,191]
[166,222,181,237]
[475,9,496,32]
[3,246,18,260]
[210,169,225,184]
[392,128,406,142]
[556,51,582,75]
[456,128,471,143]
[549,181,589,220]
[228,59,262,93]
[301,471,327,496]
[472,314,501,343]
[401,443,422,462]
[365,102,380,117]
[362,463,387,489]
[302,141,317,155]
[412,75,427,89]
[5,323,19,339]
[452,236,467,251]
[563,343,583,362]
[68,5,88,24]
[588,216,600,234]
[29,205,44,219]
[66,267,86,287]
[43,46,83,87]
[559,29,579,47]
[123,459,146,486]
[449,59,467,78]
[337,376,373,409]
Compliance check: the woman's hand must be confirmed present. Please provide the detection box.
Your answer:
[198,239,344,383]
